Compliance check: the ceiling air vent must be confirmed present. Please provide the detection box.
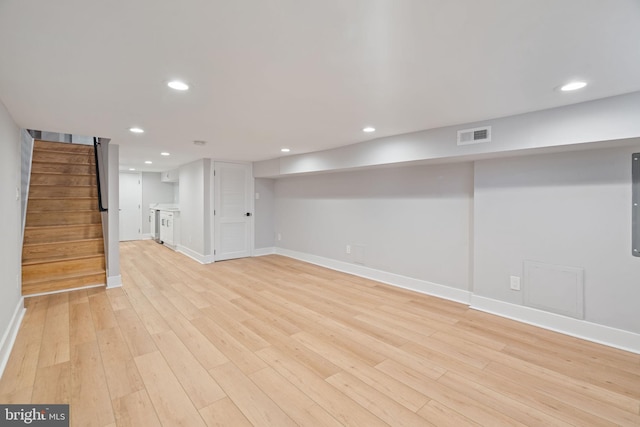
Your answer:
[457,126,491,146]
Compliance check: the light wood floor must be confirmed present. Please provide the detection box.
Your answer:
[1,241,639,426]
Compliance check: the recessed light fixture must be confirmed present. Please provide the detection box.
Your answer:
[160,152,170,156]
[281,148,291,153]
[144,161,152,164]
[362,127,376,133]
[560,81,587,92]
[129,168,136,171]
[167,80,189,91]
[129,127,144,133]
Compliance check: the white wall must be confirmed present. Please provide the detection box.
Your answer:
[141,172,174,236]
[0,98,24,375]
[173,183,180,204]
[178,159,213,260]
[474,145,640,334]
[274,163,473,290]
[268,142,640,345]
[106,144,121,287]
[255,178,275,249]
[20,129,34,233]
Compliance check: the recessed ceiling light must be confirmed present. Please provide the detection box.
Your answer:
[363,127,376,133]
[129,127,144,133]
[560,81,587,92]
[167,80,189,91]
[144,161,152,164]
[281,148,291,153]
[129,168,136,171]
[160,152,170,156]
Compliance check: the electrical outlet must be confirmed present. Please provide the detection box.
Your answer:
[255,192,260,200]
[346,245,351,254]
[510,276,521,291]
[277,233,282,241]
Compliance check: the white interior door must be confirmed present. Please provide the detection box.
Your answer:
[119,172,142,241]
[214,162,253,261]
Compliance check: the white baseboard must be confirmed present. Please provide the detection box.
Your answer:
[141,234,153,240]
[0,297,25,380]
[177,245,214,264]
[273,247,640,354]
[470,295,640,354]
[275,247,471,305]
[254,247,276,257]
[107,275,123,289]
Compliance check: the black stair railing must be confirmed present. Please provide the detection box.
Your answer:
[93,137,108,212]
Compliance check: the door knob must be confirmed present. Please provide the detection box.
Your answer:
[245,212,252,217]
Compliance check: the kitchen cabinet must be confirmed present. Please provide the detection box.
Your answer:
[159,210,179,249]
[161,169,179,183]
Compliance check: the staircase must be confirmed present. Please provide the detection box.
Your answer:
[22,140,106,295]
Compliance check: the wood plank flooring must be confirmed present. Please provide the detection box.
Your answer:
[1,240,639,426]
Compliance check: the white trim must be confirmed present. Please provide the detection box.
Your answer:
[0,297,25,380]
[24,283,104,298]
[470,295,640,354]
[275,247,471,305]
[253,247,276,257]
[107,275,123,289]
[141,233,153,240]
[177,245,215,264]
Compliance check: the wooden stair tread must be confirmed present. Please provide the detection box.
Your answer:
[34,140,93,150]
[30,171,95,177]
[26,209,100,214]
[27,196,98,200]
[23,237,103,248]
[26,210,101,214]
[29,183,95,187]
[30,152,94,158]
[34,149,93,156]
[22,274,106,295]
[22,270,105,286]
[25,223,102,230]
[31,163,96,173]
[23,224,103,245]
[30,155,93,160]
[32,151,92,154]
[22,253,105,267]
[29,185,97,197]
[26,202,100,213]
[30,184,95,189]
[33,141,93,150]
[33,160,96,167]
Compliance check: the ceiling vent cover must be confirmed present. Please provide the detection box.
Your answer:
[457,126,491,145]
